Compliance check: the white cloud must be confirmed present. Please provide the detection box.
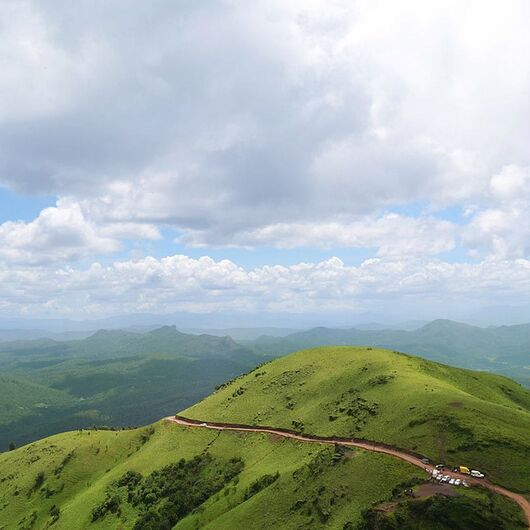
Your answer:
[464,166,530,259]
[0,1,529,318]
[0,0,528,239]
[181,214,456,257]
[2,254,530,319]
[0,199,159,265]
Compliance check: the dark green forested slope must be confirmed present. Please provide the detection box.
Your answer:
[0,327,269,448]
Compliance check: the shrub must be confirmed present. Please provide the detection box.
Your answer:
[244,472,280,500]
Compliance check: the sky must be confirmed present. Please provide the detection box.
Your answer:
[0,0,530,324]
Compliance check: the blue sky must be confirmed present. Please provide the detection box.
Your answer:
[0,1,529,323]
[0,187,55,224]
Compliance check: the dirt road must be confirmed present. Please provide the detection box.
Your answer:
[166,415,530,528]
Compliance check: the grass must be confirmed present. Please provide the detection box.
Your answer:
[0,421,425,529]
[184,346,530,493]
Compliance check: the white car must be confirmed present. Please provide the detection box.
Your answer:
[462,480,469,488]
[442,475,450,483]
[454,479,461,486]
[449,478,455,485]
[200,422,208,427]
[470,470,484,478]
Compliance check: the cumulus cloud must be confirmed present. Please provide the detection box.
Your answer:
[2,254,530,318]
[464,165,530,259]
[0,1,529,318]
[0,0,528,241]
[0,199,159,265]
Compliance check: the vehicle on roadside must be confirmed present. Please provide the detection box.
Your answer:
[421,458,430,464]
[459,466,470,474]
[470,470,484,478]
[200,423,208,427]
[449,478,455,485]
[455,479,461,486]
[462,480,469,488]
[441,475,450,483]
[435,464,445,470]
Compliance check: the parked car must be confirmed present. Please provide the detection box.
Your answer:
[421,458,430,464]
[454,479,461,486]
[449,478,455,485]
[470,470,484,478]
[436,464,445,470]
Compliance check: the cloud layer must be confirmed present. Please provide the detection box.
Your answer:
[3,254,530,320]
[0,1,529,318]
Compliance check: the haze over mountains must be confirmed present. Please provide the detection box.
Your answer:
[251,319,530,386]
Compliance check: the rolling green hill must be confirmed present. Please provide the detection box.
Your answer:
[0,346,528,529]
[0,327,268,449]
[185,346,530,493]
[249,319,530,386]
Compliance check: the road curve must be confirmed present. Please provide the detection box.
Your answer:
[166,415,530,528]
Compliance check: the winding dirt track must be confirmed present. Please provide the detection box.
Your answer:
[166,415,530,528]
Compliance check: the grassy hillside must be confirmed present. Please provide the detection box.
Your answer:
[0,421,426,529]
[0,421,525,530]
[0,346,528,529]
[251,320,530,386]
[0,327,269,448]
[185,346,530,493]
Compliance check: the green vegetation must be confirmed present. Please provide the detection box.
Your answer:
[358,488,527,529]
[0,344,528,528]
[93,454,244,528]
[0,326,270,448]
[185,346,530,492]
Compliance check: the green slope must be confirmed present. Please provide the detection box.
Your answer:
[0,421,427,529]
[0,422,524,530]
[0,375,72,426]
[185,346,530,492]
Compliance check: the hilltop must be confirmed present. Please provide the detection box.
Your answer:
[0,346,528,529]
[186,346,530,493]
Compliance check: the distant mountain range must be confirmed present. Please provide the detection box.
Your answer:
[249,319,530,386]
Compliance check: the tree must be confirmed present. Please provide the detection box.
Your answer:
[8,441,16,451]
